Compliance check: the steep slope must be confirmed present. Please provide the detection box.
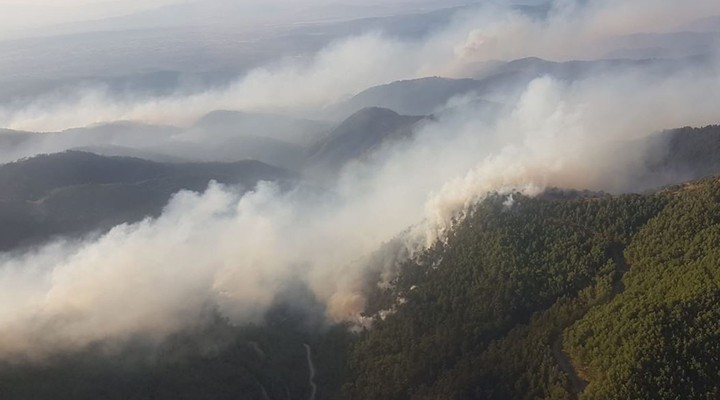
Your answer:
[0,151,291,251]
[565,178,720,399]
[349,191,668,399]
[646,125,720,184]
[330,55,714,118]
[348,177,720,400]
[305,107,425,175]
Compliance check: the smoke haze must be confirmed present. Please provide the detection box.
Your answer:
[3,0,718,132]
[0,0,719,358]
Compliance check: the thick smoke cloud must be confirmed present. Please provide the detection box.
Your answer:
[0,0,719,358]
[3,0,719,132]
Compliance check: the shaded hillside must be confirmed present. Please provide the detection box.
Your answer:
[305,107,425,175]
[646,125,720,185]
[0,151,291,251]
[0,285,352,400]
[72,144,188,163]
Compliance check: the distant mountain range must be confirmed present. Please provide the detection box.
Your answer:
[2,57,720,259]
[0,151,291,251]
[329,54,716,118]
[2,120,720,255]
[2,54,714,169]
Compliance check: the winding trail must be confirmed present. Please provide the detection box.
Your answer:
[552,336,588,396]
[303,344,317,400]
[546,234,631,398]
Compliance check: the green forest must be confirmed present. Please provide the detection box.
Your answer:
[3,177,720,399]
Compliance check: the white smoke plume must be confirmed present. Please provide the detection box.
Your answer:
[0,0,719,358]
[2,0,718,132]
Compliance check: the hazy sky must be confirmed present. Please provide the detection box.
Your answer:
[0,0,483,38]
[0,1,179,33]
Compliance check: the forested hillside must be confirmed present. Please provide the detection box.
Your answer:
[347,178,720,399]
[4,176,720,399]
[0,151,292,251]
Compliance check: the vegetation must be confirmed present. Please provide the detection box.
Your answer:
[4,172,720,399]
[347,178,720,399]
[0,291,352,400]
[346,191,667,399]
[0,151,291,251]
[565,179,720,399]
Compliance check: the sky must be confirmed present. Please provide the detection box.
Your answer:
[0,0,484,38]
[0,0,179,34]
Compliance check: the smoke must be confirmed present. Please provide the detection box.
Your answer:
[0,33,423,132]
[3,0,719,132]
[447,0,720,74]
[0,0,720,358]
